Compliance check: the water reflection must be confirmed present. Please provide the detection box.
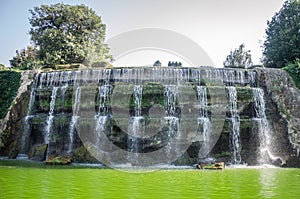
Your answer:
[259,169,277,198]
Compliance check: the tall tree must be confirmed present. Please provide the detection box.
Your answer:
[9,46,40,70]
[263,0,300,68]
[223,44,253,68]
[29,3,111,68]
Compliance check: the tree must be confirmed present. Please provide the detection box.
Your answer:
[223,44,253,68]
[29,3,111,68]
[168,61,182,67]
[153,60,161,66]
[263,0,300,68]
[283,58,300,88]
[0,64,5,70]
[9,46,40,70]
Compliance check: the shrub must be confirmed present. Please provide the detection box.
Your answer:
[0,71,21,118]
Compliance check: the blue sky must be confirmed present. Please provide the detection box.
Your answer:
[0,0,285,67]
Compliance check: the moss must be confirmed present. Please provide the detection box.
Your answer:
[237,87,252,96]
[0,159,46,168]
[214,151,231,158]
[46,155,72,165]
[0,71,21,118]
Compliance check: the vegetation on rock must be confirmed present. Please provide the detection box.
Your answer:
[46,155,72,165]
[283,59,300,88]
[0,71,21,118]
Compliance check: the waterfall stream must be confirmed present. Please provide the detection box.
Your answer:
[227,86,242,164]
[68,86,81,153]
[252,88,283,164]
[127,85,144,164]
[44,87,58,158]
[95,84,112,147]
[164,85,179,162]
[197,86,211,158]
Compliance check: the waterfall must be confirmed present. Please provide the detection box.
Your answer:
[227,86,242,164]
[126,85,145,166]
[95,84,112,147]
[21,75,38,153]
[67,86,81,153]
[44,86,58,155]
[164,85,178,116]
[23,68,288,167]
[128,85,144,158]
[163,85,179,162]
[252,88,281,164]
[133,85,143,117]
[97,85,112,116]
[61,85,68,102]
[197,86,211,157]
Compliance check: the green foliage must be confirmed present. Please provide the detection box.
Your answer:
[0,64,5,70]
[0,71,21,118]
[223,44,253,68]
[168,61,182,67]
[283,58,300,88]
[263,0,300,68]
[9,46,40,70]
[28,3,112,68]
[153,60,161,66]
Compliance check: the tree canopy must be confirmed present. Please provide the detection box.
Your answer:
[11,3,111,69]
[10,46,40,70]
[153,60,161,66]
[223,44,253,69]
[263,0,300,68]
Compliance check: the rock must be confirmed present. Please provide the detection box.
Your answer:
[28,144,48,161]
[0,70,38,157]
[72,145,100,163]
[8,140,19,159]
[196,162,225,170]
[45,155,72,165]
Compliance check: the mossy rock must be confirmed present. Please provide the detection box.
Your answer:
[46,155,72,165]
[72,145,100,163]
[8,140,19,159]
[28,144,48,161]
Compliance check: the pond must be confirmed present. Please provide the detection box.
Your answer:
[1,165,300,199]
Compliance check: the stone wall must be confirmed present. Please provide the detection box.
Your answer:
[255,68,300,166]
[1,68,300,167]
[0,70,38,157]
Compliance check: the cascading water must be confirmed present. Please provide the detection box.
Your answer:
[164,85,179,161]
[44,87,58,156]
[197,86,211,157]
[127,85,144,162]
[227,86,242,164]
[20,67,292,167]
[68,86,81,153]
[252,88,282,164]
[164,85,178,117]
[95,70,112,148]
[21,76,38,153]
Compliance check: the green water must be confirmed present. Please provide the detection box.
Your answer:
[0,166,300,199]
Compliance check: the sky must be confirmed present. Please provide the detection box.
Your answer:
[0,0,285,67]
